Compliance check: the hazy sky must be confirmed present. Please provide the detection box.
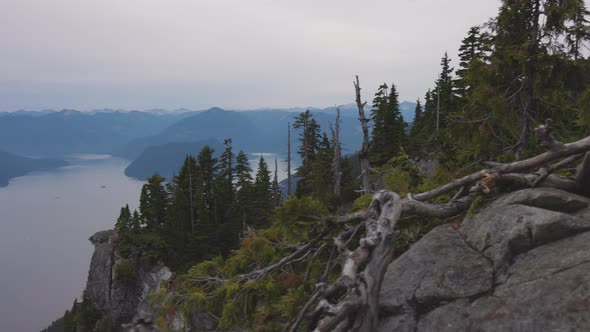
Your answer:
[0,0,504,111]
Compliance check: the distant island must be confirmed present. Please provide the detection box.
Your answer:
[0,150,67,187]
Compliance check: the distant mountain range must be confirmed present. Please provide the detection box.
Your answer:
[0,110,192,157]
[0,102,417,181]
[0,150,67,187]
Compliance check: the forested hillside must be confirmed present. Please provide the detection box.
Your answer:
[0,150,66,187]
[56,1,590,331]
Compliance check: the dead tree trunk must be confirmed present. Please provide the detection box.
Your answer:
[331,107,342,200]
[189,161,195,233]
[273,157,279,206]
[312,191,402,332]
[354,75,371,193]
[287,122,292,197]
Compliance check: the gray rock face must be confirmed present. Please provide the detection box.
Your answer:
[379,188,590,332]
[85,230,170,331]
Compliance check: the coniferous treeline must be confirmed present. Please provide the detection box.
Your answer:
[409,0,590,167]
[114,141,278,272]
[114,110,363,273]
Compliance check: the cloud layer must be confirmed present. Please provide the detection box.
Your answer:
[0,0,502,110]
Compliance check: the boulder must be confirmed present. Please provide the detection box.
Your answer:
[379,188,590,332]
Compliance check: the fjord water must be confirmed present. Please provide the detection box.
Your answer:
[0,156,143,332]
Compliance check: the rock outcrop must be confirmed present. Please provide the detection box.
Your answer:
[86,230,171,331]
[379,187,590,331]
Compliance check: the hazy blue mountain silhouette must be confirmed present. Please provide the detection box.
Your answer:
[0,110,191,157]
[116,102,416,160]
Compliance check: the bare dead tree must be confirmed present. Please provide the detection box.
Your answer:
[331,107,342,199]
[188,160,195,233]
[274,157,279,206]
[354,75,371,193]
[287,122,292,197]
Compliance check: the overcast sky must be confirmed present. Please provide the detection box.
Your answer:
[0,0,505,111]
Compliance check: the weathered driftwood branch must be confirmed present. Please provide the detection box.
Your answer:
[312,192,402,332]
[413,132,590,202]
[498,173,577,192]
[335,211,369,224]
[402,195,474,218]
[530,152,583,187]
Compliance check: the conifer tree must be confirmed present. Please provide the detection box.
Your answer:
[311,132,334,204]
[139,173,168,231]
[216,139,235,224]
[455,26,491,99]
[218,139,235,194]
[369,83,405,165]
[164,155,199,269]
[233,150,255,234]
[293,110,321,195]
[131,210,141,231]
[434,52,455,131]
[563,1,590,60]
[235,150,253,189]
[196,146,217,226]
[272,158,281,206]
[408,99,424,154]
[252,156,273,226]
[115,205,132,233]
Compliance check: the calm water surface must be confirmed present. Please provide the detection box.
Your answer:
[0,157,143,332]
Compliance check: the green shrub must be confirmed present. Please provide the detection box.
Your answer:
[114,259,136,283]
[353,194,373,211]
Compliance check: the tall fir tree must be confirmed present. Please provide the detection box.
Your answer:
[216,139,235,224]
[311,132,334,205]
[455,26,491,99]
[252,156,273,226]
[115,204,132,233]
[195,145,219,258]
[233,150,256,235]
[369,83,405,165]
[293,110,321,196]
[165,155,200,270]
[139,173,168,231]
